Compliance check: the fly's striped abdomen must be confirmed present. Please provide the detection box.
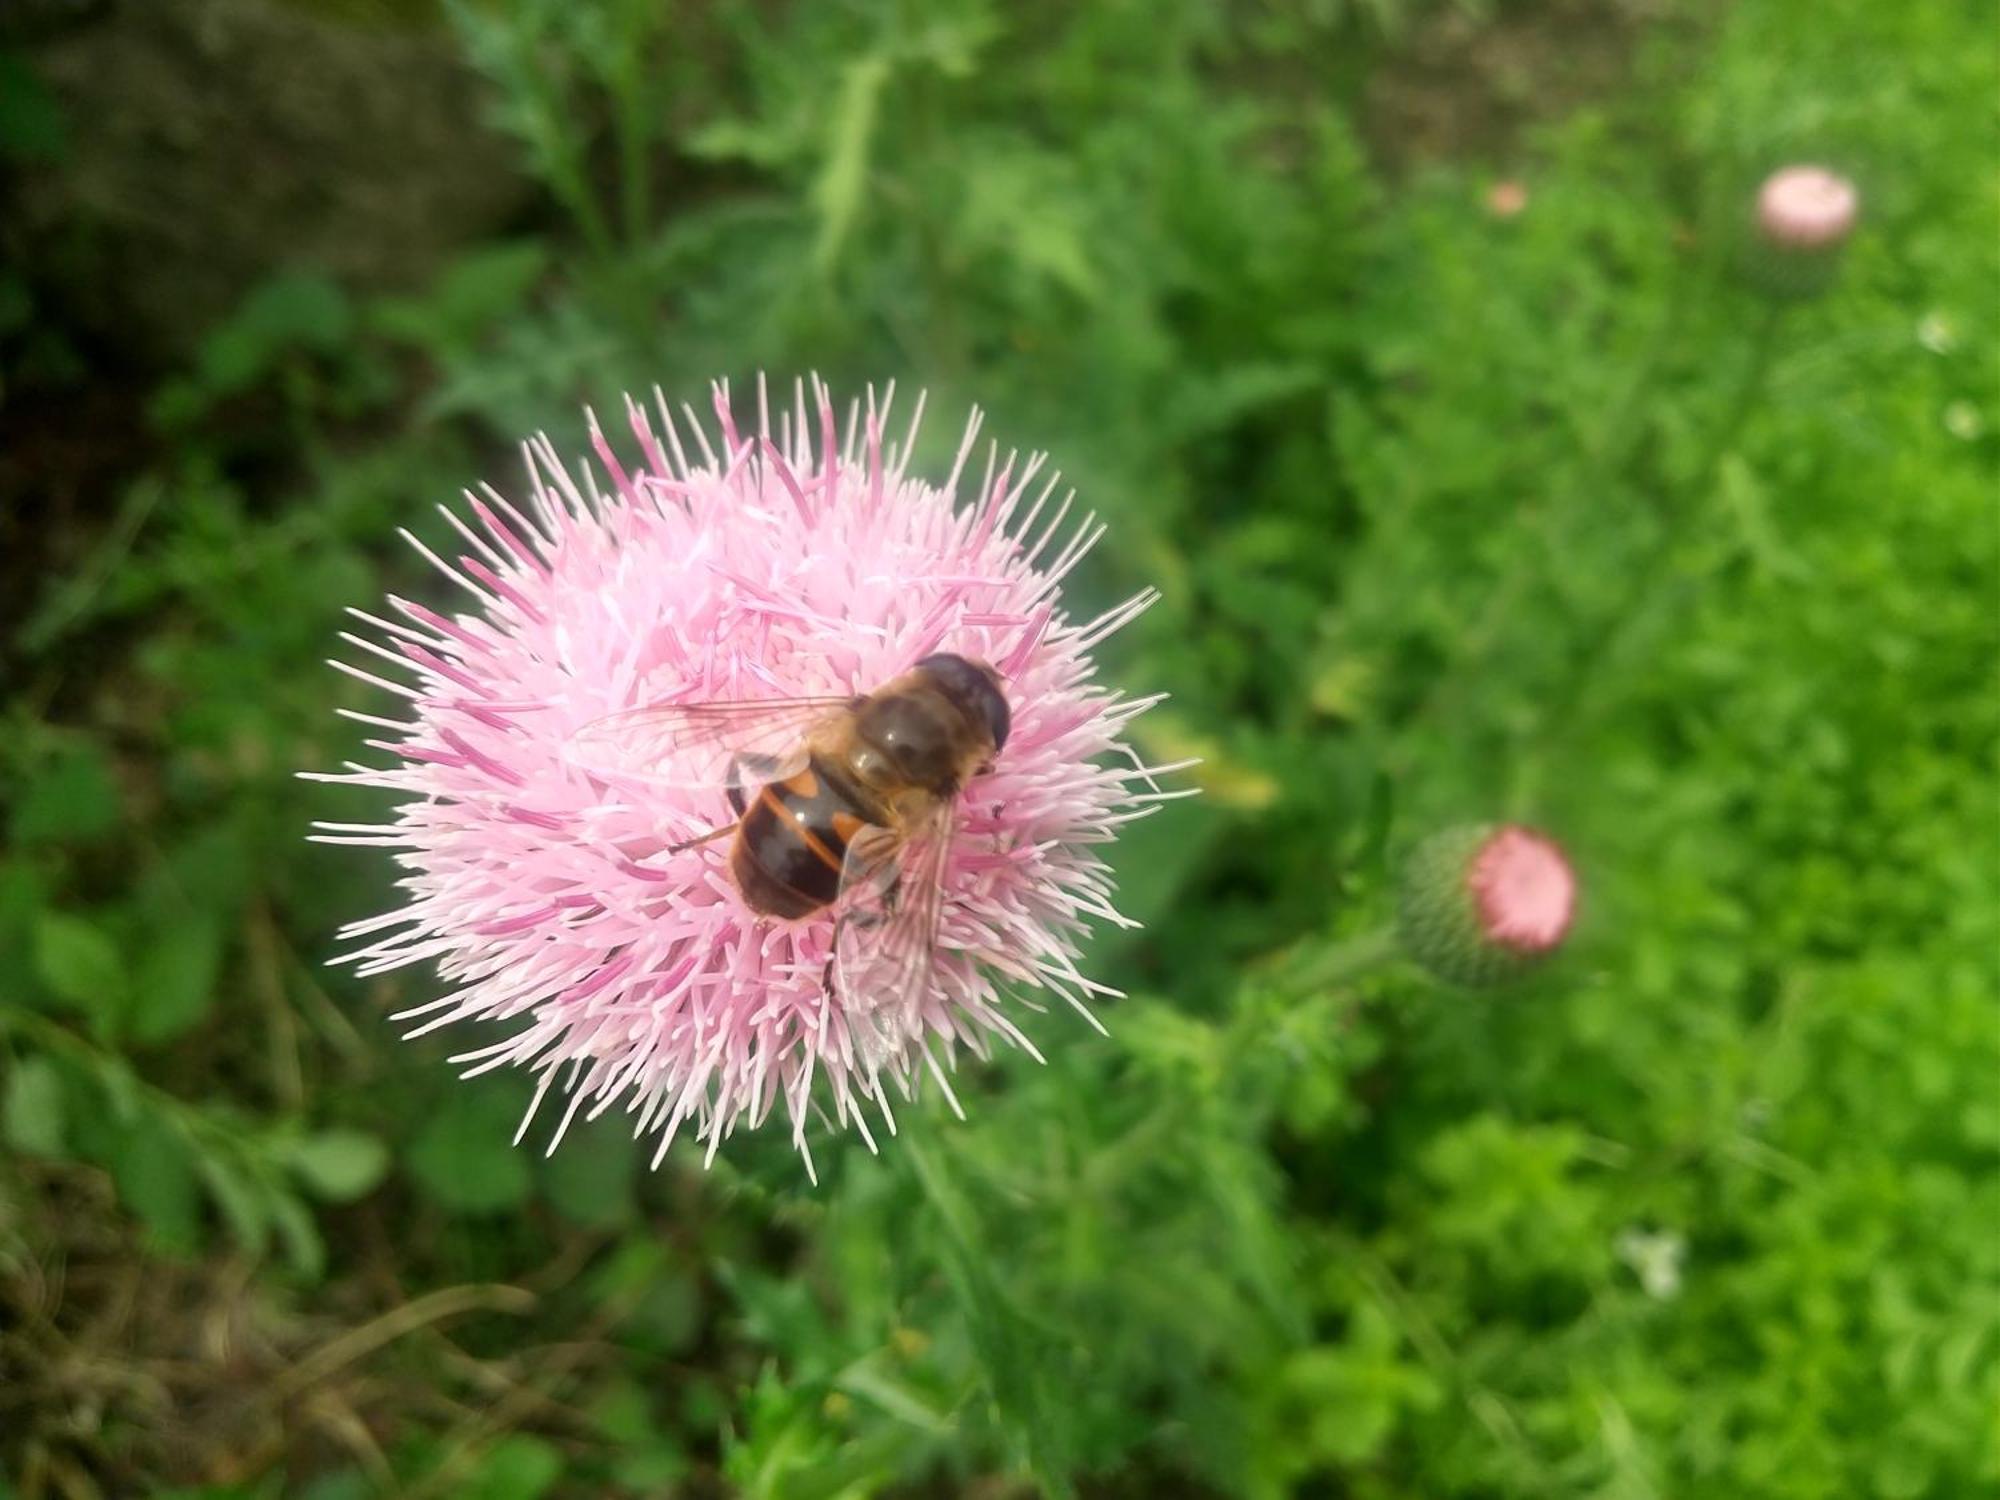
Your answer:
[731,756,881,920]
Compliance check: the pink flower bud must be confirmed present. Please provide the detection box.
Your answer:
[1742,165,1860,300]
[1397,824,1577,987]
[1485,180,1529,220]
[1756,165,1860,251]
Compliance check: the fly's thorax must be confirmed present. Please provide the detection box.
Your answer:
[847,680,992,798]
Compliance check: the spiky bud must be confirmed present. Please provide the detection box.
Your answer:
[1397,824,1577,988]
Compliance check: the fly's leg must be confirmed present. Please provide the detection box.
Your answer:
[823,908,877,1001]
[827,871,915,1075]
[667,824,734,855]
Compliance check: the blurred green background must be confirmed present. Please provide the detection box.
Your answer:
[2,1,1995,1496]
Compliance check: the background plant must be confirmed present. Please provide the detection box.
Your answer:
[2,0,1994,1496]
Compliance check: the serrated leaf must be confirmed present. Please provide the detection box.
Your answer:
[288,1128,390,1202]
[3,1056,66,1155]
[957,145,1100,299]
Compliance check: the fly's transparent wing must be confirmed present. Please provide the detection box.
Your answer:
[834,803,957,1071]
[566,695,847,790]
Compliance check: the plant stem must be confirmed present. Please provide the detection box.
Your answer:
[1390,262,1695,771]
[611,0,653,246]
[0,1005,274,1161]
[1291,926,1402,990]
[1526,296,1790,769]
[1685,300,1785,504]
[1221,927,1402,1083]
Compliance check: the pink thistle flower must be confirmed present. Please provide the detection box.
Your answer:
[1396,823,1577,987]
[309,378,1183,1177]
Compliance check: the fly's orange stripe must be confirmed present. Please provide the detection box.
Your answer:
[758,784,844,872]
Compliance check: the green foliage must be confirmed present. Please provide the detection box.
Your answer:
[0,50,67,161]
[1,1005,389,1275]
[3,0,1994,1495]
[408,1079,537,1215]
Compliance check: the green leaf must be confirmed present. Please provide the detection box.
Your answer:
[107,1119,202,1257]
[3,1055,66,1155]
[904,1132,1079,1496]
[0,861,46,990]
[433,242,550,324]
[592,1378,692,1488]
[129,916,224,1043]
[288,1129,391,1202]
[8,743,120,845]
[460,1434,564,1500]
[812,51,889,271]
[193,1151,271,1258]
[611,1448,689,1492]
[956,144,1100,298]
[589,1240,700,1357]
[0,52,67,161]
[538,1112,638,1229]
[0,272,28,337]
[265,1180,327,1281]
[295,1471,373,1500]
[235,271,355,353]
[145,821,254,919]
[408,1084,534,1216]
[193,272,354,400]
[33,910,125,1021]
[371,241,550,350]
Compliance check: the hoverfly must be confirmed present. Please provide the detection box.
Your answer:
[568,653,1012,1054]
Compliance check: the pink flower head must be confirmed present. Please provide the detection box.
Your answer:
[1467,825,1576,954]
[310,378,1182,1177]
[1755,165,1859,252]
